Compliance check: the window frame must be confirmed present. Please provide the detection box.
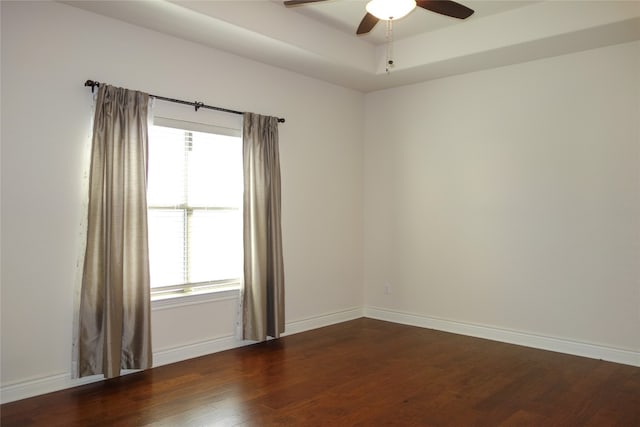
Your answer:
[148,116,243,301]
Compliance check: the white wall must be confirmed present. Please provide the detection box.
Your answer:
[0,1,364,401]
[364,41,640,356]
[2,0,639,405]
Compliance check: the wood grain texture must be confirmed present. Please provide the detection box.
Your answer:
[2,318,639,426]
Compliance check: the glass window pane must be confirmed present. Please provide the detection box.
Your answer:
[148,209,185,288]
[148,126,186,206]
[188,131,242,208]
[147,123,243,291]
[188,210,242,283]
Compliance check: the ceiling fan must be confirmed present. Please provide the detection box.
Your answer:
[283,0,475,35]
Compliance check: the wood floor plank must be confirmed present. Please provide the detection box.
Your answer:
[2,318,638,426]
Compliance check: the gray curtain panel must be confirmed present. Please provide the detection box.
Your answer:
[78,85,152,378]
[242,112,285,341]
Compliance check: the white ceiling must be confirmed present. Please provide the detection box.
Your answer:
[283,0,539,45]
[64,0,640,92]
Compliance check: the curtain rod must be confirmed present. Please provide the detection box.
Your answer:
[84,80,285,123]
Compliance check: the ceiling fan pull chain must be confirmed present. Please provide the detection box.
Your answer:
[385,20,394,74]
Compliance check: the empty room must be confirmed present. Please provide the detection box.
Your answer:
[1,1,639,425]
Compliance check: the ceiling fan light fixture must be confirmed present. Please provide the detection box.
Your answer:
[366,0,416,20]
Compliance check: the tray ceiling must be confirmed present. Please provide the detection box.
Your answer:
[63,1,640,92]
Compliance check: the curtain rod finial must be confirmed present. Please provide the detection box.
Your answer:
[84,80,100,93]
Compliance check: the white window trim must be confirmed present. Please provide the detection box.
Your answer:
[154,116,241,138]
[151,279,242,302]
[148,115,243,302]
[151,285,241,310]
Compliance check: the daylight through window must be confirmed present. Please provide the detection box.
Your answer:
[147,123,243,297]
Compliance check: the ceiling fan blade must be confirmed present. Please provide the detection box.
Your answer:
[284,0,329,6]
[416,0,474,19]
[356,13,379,35]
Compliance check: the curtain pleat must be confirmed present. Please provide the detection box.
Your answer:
[242,112,285,341]
[78,85,152,378]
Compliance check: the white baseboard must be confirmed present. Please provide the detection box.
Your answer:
[153,335,251,368]
[154,306,363,368]
[364,306,640,367]
[5,305,635,404]
[284,306,364,336]
[0,373,104,406]
[0,306,364,404]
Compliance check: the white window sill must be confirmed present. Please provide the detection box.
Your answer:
[151,285,241,310]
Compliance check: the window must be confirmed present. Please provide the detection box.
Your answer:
[147,119,243,298]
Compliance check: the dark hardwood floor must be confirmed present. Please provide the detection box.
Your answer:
[2,318,639,426]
